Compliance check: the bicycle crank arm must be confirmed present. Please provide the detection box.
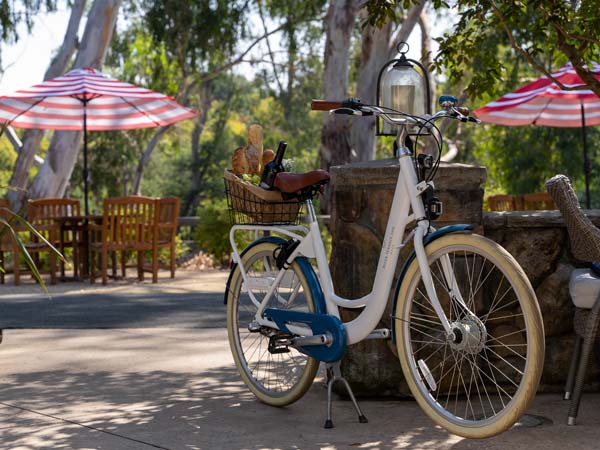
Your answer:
[292,333,333,347]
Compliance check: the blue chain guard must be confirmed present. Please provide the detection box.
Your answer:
[264,308,347,362]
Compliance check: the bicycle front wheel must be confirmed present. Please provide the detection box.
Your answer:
[395,233,544,438]
[226,240,319,406]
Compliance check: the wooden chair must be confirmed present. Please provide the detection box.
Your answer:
[0,199,20,285]
[153,196,181,280]
[522,192,556,210]
[487,194,520,211]
[26,198,81,284]
[90,196,156,285]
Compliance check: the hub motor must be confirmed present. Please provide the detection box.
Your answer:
[448,316,487,354]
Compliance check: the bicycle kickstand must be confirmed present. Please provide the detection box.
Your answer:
[324,362,368,429]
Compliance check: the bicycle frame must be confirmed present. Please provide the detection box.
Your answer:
[229,127,455,346]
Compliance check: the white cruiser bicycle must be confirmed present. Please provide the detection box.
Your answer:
[225,96,544,438]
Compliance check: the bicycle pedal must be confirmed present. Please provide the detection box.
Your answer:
[268,335,291,354]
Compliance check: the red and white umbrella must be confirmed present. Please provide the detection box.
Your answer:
[0,67,197,214]
[475,62,600,207]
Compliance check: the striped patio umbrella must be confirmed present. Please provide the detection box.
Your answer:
[0,67,197,215]
[474,62,600,208]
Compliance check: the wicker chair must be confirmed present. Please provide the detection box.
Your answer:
[90,196,156,285]
[0,199,20,285]
[546,174,600,425]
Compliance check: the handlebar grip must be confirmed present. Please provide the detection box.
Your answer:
[311,100,343,111]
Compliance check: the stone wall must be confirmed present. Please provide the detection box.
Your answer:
[484,210,600,392]
[330,159,598,396]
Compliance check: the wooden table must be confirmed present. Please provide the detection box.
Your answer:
[54,215,102,279]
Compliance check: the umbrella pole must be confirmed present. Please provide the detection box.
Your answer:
[83,102,90,216]
[581,103,591,209]
[82,100,91,278]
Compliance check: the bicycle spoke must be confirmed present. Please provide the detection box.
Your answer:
[398,237,541,435]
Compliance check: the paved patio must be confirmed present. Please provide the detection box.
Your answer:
[1,270,600,449]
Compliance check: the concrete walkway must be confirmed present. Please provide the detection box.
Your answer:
[1,271,600,449]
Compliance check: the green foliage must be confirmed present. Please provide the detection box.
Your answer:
[142,0,249,73]
[0,135,16,197]
[366,1,600,99]
[194,197,249,265]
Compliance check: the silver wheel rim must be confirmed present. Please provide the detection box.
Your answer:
[232,249,314,398]
[401,243,533,427]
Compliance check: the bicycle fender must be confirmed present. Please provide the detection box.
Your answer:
[224,236,327,314]
[390,224,474,343]
[265,308,347,362]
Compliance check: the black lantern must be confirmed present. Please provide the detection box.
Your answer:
[376,42,432,136]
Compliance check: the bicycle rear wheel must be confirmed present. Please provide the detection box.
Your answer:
[226,240,319,406]
[395,233,544,438]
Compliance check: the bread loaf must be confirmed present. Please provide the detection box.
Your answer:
[231,146,249,176]
[245,145,261,175]
[231,124,266,176]
[262,149,275,167]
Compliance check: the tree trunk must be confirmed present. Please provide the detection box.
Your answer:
[319,0,360,213]
[183,85,215,216]
[419,9,435,114]
[350,2,427,162]
[7,0,86,211]
[28,0,122,202]
[351,17,393,162]
[132,125,172,195]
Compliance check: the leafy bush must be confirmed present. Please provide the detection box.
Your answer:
[195,198,249,266]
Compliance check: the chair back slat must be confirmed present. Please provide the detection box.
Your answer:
[102,196,156,248]
[26,198,81,241]
[27,198,81,223]
[522,192,556,210]
[488,194,520,211]
[157,197,181,241]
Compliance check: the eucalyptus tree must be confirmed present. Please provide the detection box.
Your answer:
[26,0,123,202]
[7,0,86,211]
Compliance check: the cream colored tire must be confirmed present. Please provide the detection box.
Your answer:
[395,233,544,438]
[226,241,319,406]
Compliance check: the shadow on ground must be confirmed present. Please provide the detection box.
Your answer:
[0,365,465,450]
[0,290,225,329]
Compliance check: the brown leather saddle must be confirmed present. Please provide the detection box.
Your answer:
[274,169,330,200]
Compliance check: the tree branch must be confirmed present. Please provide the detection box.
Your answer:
[258,1,284,93]
[200,16,321,84]
[490,0,589,92]
[387,0,427,60]
[200,23,288,84]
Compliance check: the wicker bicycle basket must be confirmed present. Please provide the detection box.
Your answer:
[224,169,301,225]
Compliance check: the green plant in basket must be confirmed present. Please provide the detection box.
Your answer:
[241,174,261,186]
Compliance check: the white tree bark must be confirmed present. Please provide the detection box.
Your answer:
[320,0,360,170]
[7,0,86,210]
[350,16,393,162]
[28,0,122,201]
[350,1,427,162]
